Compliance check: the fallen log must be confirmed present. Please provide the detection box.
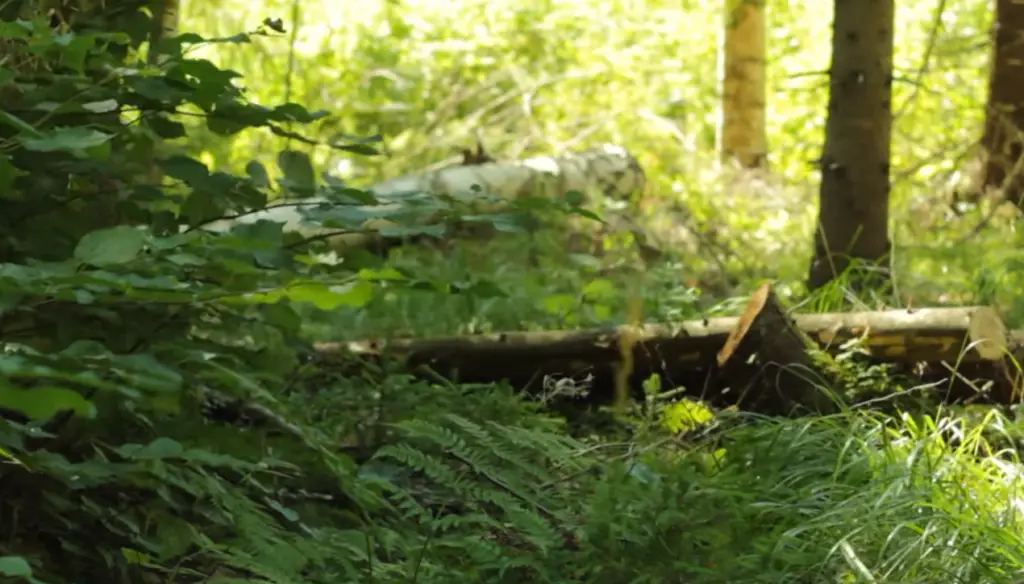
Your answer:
[204,144,646,252]
[314,297,1021,410]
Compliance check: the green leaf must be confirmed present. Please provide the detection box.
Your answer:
[377,223,447,238]
[465,212,533,233]
[74,225,147,266]
[0,21,31,40]
[59,33,96,73]
[120,548,153,565]
[452,279,508,298]
[270,103,330,123]
[564,189,585,206]
[154,516,198,560]
[158,155,210,183]
[277,150,316,195]
[357,267,408,281]
[262,302,301,334]
[243,281,374,310]
[21,127,113,153]
[118,437,184,460]
[147,115,187,139]
[0,155,25,195]
[0,111,42,137]
[246,161,270,188]
[334,142,380,156]
[265,498,300,522]
[206,114,248,136]
[0,385,96,421]
[288,281,374,309]
[82,99,119,113]
[0,556,32,577]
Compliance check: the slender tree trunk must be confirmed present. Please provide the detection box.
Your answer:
[980,0,1024,210]
[717,0,768,169]
[807,0,895,292]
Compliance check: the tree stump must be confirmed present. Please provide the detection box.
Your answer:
[716,282,840,415]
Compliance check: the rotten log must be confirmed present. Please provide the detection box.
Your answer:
[314,301,1021,409]
[203,144,646,252]
[715,282,840,415]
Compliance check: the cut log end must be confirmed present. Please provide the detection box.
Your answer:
[717,281,771,367]
[715,282,839,415]
[967,306,1009,361]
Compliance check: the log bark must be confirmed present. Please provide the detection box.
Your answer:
[203,144,646,252]
[315,301,1020,410]
[716,283,839,414]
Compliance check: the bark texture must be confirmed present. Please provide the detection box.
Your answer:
[807,0,895,292]
[981,0,1024,210]
[718,0,768,169]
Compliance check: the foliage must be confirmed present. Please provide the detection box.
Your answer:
[176,0,1020,319]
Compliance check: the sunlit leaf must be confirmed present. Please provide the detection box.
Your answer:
[74,226,147,266]
[0,385,96,421]
[0,556,31,577]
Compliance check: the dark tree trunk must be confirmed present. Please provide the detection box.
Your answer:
[807,0,895,292]
[980,0,1024,210]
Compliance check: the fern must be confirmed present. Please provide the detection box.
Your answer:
[365,412,591,582]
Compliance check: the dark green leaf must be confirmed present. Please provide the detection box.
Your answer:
[21,127,113,153]
[246,161,270,188]
[564,190,585,206]
[60,34,96,73]
[118,437,184,460]
[206,114,248,136]
[262,302,301,334]
[159,155,210,183]
[147,115,187,139]
[265,498,299,522]
[271,103,330,123]
[377,223,447,238]
[334,142,380,156]
[0,156,25,195]
[125,76,191,103]
[277,150,316,194]
[452,279,508,298]
[0,111,41,137]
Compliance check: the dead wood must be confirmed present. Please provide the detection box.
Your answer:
[716,282,840,414]
[313,297,1023,411]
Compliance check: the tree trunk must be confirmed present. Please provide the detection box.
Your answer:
[807,0,895,292]
[980,0,1024,210]
[717,0,768,169]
